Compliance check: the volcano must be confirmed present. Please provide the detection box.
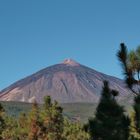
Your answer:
[0,59,132,103]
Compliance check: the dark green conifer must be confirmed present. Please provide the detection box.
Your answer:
[87,81,130,140]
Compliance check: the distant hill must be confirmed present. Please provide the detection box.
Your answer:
[0,59,133,103]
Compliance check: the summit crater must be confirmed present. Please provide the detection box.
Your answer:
[62,58,80,66]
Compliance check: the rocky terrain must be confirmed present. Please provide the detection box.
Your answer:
[0,59,133,103]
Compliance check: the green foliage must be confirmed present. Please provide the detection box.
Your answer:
[28,101,40,140]
[129,111,140,140]
[0,96,90,140]
[117,43,140,94]
[1,111,29,140]
[117,44,140,140]
[0,103,5,139]
[63,119,90,140]
[133,95,140,133]
[1,116,19,140]
[39,98,64,140]
[86,81,130,140]
[128,95,140,140]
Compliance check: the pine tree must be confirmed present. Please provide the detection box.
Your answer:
[40,96,64,140]
[117,43,140,139]
[117,43,140,95]
[0,103,5,139]
[87,81,130,140]
[28,101,40,140]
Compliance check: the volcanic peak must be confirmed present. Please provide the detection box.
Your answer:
[62,58,80,66]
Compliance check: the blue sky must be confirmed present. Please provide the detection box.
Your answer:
[0,0,140,89]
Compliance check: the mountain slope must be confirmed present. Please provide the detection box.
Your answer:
[0,59,132,103]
